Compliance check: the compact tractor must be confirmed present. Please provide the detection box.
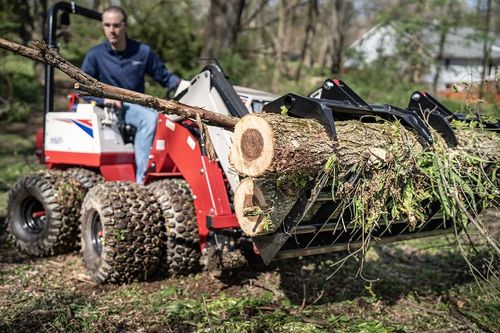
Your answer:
[6,2,496,283]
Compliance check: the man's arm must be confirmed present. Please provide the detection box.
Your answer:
[81,51,110,107]
[146,47,181,91]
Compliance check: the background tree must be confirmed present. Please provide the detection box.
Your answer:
[200,0,246,61]
[328,0,356,75]
[123,0,203,79]
[478,0,493,99]
[294,0,318,81]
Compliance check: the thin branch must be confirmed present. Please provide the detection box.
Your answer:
[0,37,238,129]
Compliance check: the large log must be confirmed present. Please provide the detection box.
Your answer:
[231,113,500,237]
[229,112,423,178]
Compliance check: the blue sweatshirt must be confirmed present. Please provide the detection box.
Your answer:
[81,38,180,105]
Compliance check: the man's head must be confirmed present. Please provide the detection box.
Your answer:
[102,6,128,50]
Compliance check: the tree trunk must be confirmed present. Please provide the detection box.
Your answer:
[228,112,428,179]
[295,0,317,81]
[200,0,246,61]
[31,0,47,86]
[479,0,492,99]
[271,0,286,90]
[432,27,448,94]
[330,0,354,75]
[432,0,455,94]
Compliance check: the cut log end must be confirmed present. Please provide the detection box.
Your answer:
[230,114,274,177]
[234,178,278,236]
[241,128,264,161]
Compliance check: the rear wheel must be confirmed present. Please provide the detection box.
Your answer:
[148,179,201,276]
[7,171,82,256]
[63,168,103,190]
[80,182,163,283]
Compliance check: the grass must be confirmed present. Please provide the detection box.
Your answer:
[0,131,42,215]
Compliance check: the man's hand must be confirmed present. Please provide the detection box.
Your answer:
[104,98,123,109]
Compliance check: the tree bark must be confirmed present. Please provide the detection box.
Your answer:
[329,0,355,75]
[479,0,492,99]
[294,0,317,81]
[229,112,426,178]
[0,37,238,129]
[432,0,455,94]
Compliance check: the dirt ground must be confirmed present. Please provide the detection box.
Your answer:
[0,211,499,332]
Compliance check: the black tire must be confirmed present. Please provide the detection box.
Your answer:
[62,168,103,190]
[7,170,82,256]
[148,179,201,276]
[80,182,163,284]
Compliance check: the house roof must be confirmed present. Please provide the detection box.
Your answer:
[350,24,500,62]
[439,27,500,59]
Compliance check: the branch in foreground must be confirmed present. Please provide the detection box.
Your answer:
[0,37,238,129]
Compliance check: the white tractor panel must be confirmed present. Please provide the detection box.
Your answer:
[45,104,133,154]
[178,71,239,191]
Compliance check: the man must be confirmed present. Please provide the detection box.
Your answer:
[81,6,180,184]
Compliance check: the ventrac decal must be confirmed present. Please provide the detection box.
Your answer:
[56,119,94,138]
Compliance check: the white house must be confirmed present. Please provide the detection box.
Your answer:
[347,24,500,92]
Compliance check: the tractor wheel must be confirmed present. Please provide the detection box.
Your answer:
[80,182,163,284]
[148,179,201,276]
[62,168,103,190]
[7,170,82,256]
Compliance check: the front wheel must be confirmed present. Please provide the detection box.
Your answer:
[80,182,163,284]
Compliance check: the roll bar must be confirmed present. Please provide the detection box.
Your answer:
[44,1,101,114]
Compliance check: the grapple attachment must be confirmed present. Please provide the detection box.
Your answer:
[264,79,465,147]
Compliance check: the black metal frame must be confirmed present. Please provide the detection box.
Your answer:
[202,64,249,118]
[263,79,461,146]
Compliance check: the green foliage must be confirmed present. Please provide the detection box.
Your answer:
[57,14,103,66]
[0,101,33,123]
[321,117,499,284]
[0,54,42,124]
[165,293,297,332]
[0,0,32,43]
[340,65,428,107]
[417,133,499,225]
[124,0,203,79]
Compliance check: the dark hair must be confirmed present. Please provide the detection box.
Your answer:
[102,6,128,24]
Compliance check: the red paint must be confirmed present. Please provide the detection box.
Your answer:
[207,214,239,229]
[32,211,46,218]
[77,119,93,127]
[100,164,135,181]
[43,113,240,252]
[35,128,44,163]
[45,151,135,167]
